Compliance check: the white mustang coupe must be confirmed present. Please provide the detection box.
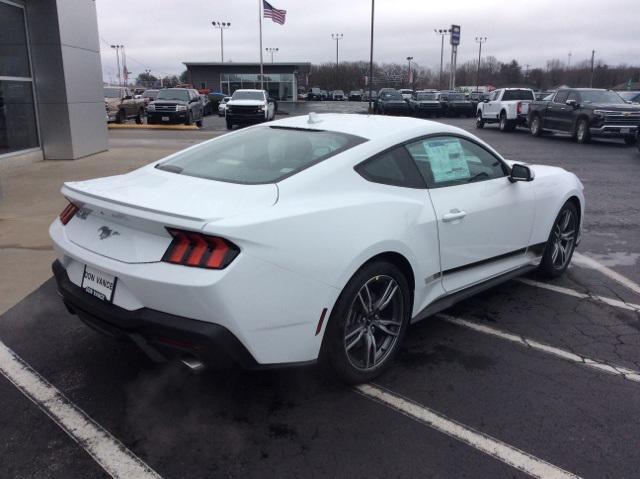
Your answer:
[50,113,584,383]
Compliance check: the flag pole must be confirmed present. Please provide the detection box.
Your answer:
[259,0,264,89]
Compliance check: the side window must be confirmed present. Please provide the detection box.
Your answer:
[489,90,499,101]
[567,91,580,103]
[356,146,426,189]
[554,90,569,103]
[405,136,507,188]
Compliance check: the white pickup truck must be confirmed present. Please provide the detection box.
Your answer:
[225,89,276,130]
[476,88,535,132]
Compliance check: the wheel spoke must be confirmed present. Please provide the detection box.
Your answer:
[373,321,399,337]
[559,243,567,265]
[551,242,559,263]
[374,280,398,311]
[345,326,365,351]
[561,211,571,231]
[357,288,372,314]
[560,230,574,241]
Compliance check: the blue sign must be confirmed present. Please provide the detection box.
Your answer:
[450,25,461,46]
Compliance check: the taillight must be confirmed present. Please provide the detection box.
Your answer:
[162,228,240,269]
[59,202,79,225]
[516,102,522,115]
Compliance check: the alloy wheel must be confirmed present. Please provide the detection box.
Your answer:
[343,275,403,371]
[551,209,576,269]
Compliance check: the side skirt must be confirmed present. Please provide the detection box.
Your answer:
[411,263,538,324]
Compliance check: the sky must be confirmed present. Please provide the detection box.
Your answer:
[95,0,640,82]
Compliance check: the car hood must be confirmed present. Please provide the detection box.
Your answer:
[150,100,189,106]
[227,99,265,106]
[585,103,640,111]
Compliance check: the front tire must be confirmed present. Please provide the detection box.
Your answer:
[320,260,410,384]
[623,135,636,146]
[185,111,193,126]
[226,119,233,130]
[574,118,590,144]
[475,111,484,129]
[538,202,578,278]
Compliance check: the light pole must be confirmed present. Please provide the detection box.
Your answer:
[368,0,375,113]
[211,21,231,62]
[434,29,450,90]
[110,45,122,86]
[331,33,343,89]
[406,56,413,89]
[265,47,279,63]
[474,36,487,93]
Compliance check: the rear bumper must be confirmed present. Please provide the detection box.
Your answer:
[147,111,188,123]
[52,260,261,368]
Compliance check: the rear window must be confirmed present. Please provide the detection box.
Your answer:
[156,126,367,184]
[502,90,535,101]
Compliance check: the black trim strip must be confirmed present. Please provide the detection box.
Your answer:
[442,247,527,276]
[527,241,547,257]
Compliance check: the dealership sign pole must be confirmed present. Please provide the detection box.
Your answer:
[259,0,264,89]
[450,25,460,90]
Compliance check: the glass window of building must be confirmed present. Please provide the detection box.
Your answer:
[221,73,297,101]
[0,0,39,157]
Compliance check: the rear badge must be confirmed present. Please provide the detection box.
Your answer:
[98,226,120,240]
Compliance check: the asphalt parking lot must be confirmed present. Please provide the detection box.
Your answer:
[1,103,639,478]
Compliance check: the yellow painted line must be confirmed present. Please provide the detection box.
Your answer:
[107,124,199,130]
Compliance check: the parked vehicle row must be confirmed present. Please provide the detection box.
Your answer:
[372,88,477,118]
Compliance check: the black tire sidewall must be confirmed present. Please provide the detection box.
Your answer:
[538,202,578,278]
[320,260,411,384]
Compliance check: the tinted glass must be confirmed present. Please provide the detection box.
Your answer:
[381,91,403,100]
[447,93,466,100]
[104,88,121,98]
[502,89,535,101]
[356,147,425,188]
[405,136,506,188]
[157,89,190,101]
[144,90,158,99]
[580,90,626,104]
[554,90,569,103]
[567,90,580,102]
[0,3,30,77]
[0,80,39,155]
[157,126,366,184]
[232,91,264,100]
[618,91,639,101]
[416,93,437,100]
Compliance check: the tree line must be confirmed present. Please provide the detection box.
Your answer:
[308,57,640,92]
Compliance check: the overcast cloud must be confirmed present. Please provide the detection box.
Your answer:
[96,0,640,81]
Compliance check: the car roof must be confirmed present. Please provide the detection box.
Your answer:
[269,113,465,142]
[233,89,265,93]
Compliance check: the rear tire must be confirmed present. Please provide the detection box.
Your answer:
[115,110,125,124]
[530,115,543,136]
[623,135,636,145]
[185,112,193,126]
[538,201,578,279]
[195,119,203,127]
[226,119,233,130]
[574,118,590,143]
[135,109,144,125]
[475,111,484,129]
[320,260,411,384]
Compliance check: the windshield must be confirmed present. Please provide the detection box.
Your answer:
[617,92,636,101]
[502,89,535,101]
[579,90,625,104]
[104,88,121,98]
[447,93,466,101]
[144,90,158,99]
[156,126,367,184]
[416,93,437,100]
[156,89,190,101]
[232,91,265,101]
[381,91,403,100]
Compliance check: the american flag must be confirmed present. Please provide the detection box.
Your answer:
[263,0,286,25]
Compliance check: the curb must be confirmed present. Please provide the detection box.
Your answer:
[107,124,199,130]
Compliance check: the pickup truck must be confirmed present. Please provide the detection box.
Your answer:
[104,86,146,124]
[475,88,535,132]
[225,89,276,129]
[527,88,640,144]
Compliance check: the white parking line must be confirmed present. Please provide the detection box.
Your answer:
[0,341,162,479]
[516,278,640,313]
[356,383,581,479]
[573,252,640,297]
[438,314,640,383]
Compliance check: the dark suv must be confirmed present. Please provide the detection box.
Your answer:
[146,88,204,126]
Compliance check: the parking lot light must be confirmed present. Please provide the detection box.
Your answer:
[211,21,231,62]
[434,29,450,90]
[265,47,279,63]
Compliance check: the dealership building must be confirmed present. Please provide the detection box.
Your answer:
[184,62,311,101]
[1,0,107,167]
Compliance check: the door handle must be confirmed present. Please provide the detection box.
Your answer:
[442,209,467,222]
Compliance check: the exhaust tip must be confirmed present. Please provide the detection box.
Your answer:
[181,357,205,372]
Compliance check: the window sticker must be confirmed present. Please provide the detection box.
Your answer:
[424,139,470,183]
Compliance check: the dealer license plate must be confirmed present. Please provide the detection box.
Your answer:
[81,265,117,303]
[162,116,170,122]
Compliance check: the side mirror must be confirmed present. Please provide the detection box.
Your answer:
[509,163,534,183]
[483,98,489,103]
[565,99,578,108]
[124,95,132,100]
